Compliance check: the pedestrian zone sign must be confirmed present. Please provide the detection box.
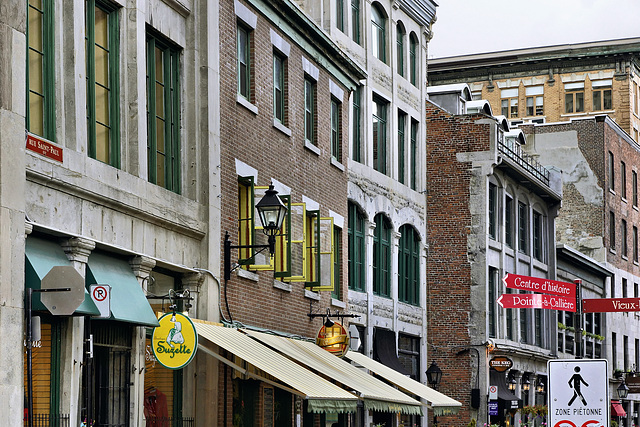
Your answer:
[548,359,609,427]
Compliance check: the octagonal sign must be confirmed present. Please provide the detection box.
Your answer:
[41,266,85,315]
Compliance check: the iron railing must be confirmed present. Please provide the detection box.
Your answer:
[24,413,70,427]
[498,137,550,186]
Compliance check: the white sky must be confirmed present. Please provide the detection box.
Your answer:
[428,0,640,58]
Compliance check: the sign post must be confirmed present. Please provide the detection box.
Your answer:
[548,359,608,427]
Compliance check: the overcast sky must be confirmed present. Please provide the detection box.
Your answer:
[428,0,640,58]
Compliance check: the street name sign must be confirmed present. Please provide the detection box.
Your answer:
[583,297,640,313]
[548,359,608,427]
[503,274,576,298]
[497,293,576,312]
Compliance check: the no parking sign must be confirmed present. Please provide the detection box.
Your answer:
[90,285,111,318]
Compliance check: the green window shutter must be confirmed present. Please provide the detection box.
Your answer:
[283,203,307,282]
[348,203,365,291]
[373,214,390,297]
[310,217,334,292]
[398,112,406,184]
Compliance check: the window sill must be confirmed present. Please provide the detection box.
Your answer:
[273,279,292,292]
[331,298,346,309]
[237,95,258,115]
[273,119,292,137]
[517,252,531,263]
[237,268,259,282]
[304,141,321,156]
[633,205,639,212]
[609,189,616,196]
[304,289,320,300]
[331,157,345,171]
[488,239,502,251]
[622,197,628,204]
[609,248,617,255]
[532,258,548,272]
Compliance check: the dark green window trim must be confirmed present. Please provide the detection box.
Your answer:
[409,34,417,86]
[274,195,292,278]
[348,202,365,292]
[373,96,387,175]
[305,210,321,288]
[398,111,406,184]
[304,77,316,145]
[398,225,419,305]
[373,213,391,297]
[332,226,341,299]
[396,24,404,77]
[27,0,55,140]
[410,119,417,191]
[273,52,285,124]
[352,86,362,163]
[147,33,181,193]
[86,0,120,167]
[331,97,341,162]
[351,0,360,44]
[237,23,251,100]
[336,0,344,32]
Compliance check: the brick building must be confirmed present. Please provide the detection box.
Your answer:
[522,115,640,425]
[428,38,640,143]
[426,86,562,426]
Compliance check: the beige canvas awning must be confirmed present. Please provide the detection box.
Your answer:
[245,329,423,416]
[193,320,357,413]
[346,350,462,416]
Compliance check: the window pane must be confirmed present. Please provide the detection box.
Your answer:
[604,89,612,109]
[95,85,110,124]
[94,7,108,48]
[565,93,573,113]
[96,122,110,163]
[29,50,44,95]
[28,5,43,51]
[593,91,601,111]
[575,92,584,112]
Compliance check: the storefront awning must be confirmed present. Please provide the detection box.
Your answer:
[245,329,423,416]
[611,400,626,417]
[86,252,159,327]
[193,320,358,413]
[489,370,522,411]
[373,328,410,376]
[345,350,462,416]
[25,237,100,316]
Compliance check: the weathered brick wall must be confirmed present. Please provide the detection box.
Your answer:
[219,0,350,336]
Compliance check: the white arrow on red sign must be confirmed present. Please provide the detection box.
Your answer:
[502,273,576,298]
[497,293,576,312]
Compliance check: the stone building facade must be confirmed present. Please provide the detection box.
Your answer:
[428,38,640,143]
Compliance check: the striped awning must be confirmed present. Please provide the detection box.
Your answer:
[245,329,423,415]
[346,351,462,416]
[193,320,358,413]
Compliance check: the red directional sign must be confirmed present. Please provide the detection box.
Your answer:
[583,298,640,313]
[497,293,576,312]
[502,274,576,298]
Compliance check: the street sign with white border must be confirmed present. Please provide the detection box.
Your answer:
[488,385,497,400]
[548,359,609,427]
[90,285,111,318]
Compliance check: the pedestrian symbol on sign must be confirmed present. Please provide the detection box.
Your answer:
[568,366,589,406]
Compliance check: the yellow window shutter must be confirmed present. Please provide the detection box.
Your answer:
[310,217,334,292]
[248,186,275,271]
[237,176,255,265]
[283,203,307,282]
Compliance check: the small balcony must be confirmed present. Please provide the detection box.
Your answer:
[498,137,550,187]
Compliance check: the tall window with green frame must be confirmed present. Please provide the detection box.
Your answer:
[373,213,391,297]
[397,111,406,184]
[86,0,120,167]
[348,202,365,291]
[351,0,360,44]
[396,23,405,77]
[273,52,285,124]
[237,23,251,101]
[304,76,317,145]
[146,34,180,192]
[373,96,387,174]
[332,227,342,300]
[410,119,418,190]
[409,33,418,86]
[27,0,55,140]
[331,97,341,162]
[352,85,362,163]
[398,225,419,305]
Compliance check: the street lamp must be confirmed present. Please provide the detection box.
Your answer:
[426,362,443,390]
[522,374,531,392]
[536,377,545,394]
[224,185,287,281]
[507,373,517,392]
[618,381,630,399]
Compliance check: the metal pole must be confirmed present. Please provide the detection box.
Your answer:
[26,287,34,427]
[574,279,583,359]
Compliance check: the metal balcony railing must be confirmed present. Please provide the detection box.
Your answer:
[498,137,550,186]
[24,413,70,427]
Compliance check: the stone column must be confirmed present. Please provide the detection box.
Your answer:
[129,255,156,427]
[59,238,95,426]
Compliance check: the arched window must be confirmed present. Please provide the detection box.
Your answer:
[409,33,418,86]
[348,202,366,291]
[398,225,420,305]
[396,23,405,76]
[373,213,391,297]
[371,4,386,63]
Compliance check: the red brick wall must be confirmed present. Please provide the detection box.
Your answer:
[425,102,493,425]
[219,0,350,337]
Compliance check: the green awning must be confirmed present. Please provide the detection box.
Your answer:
[25,237,100,316]
[86,252,159,327]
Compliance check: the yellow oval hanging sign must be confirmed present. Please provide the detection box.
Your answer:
[316,322,350,358]
[151,312,198,369]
